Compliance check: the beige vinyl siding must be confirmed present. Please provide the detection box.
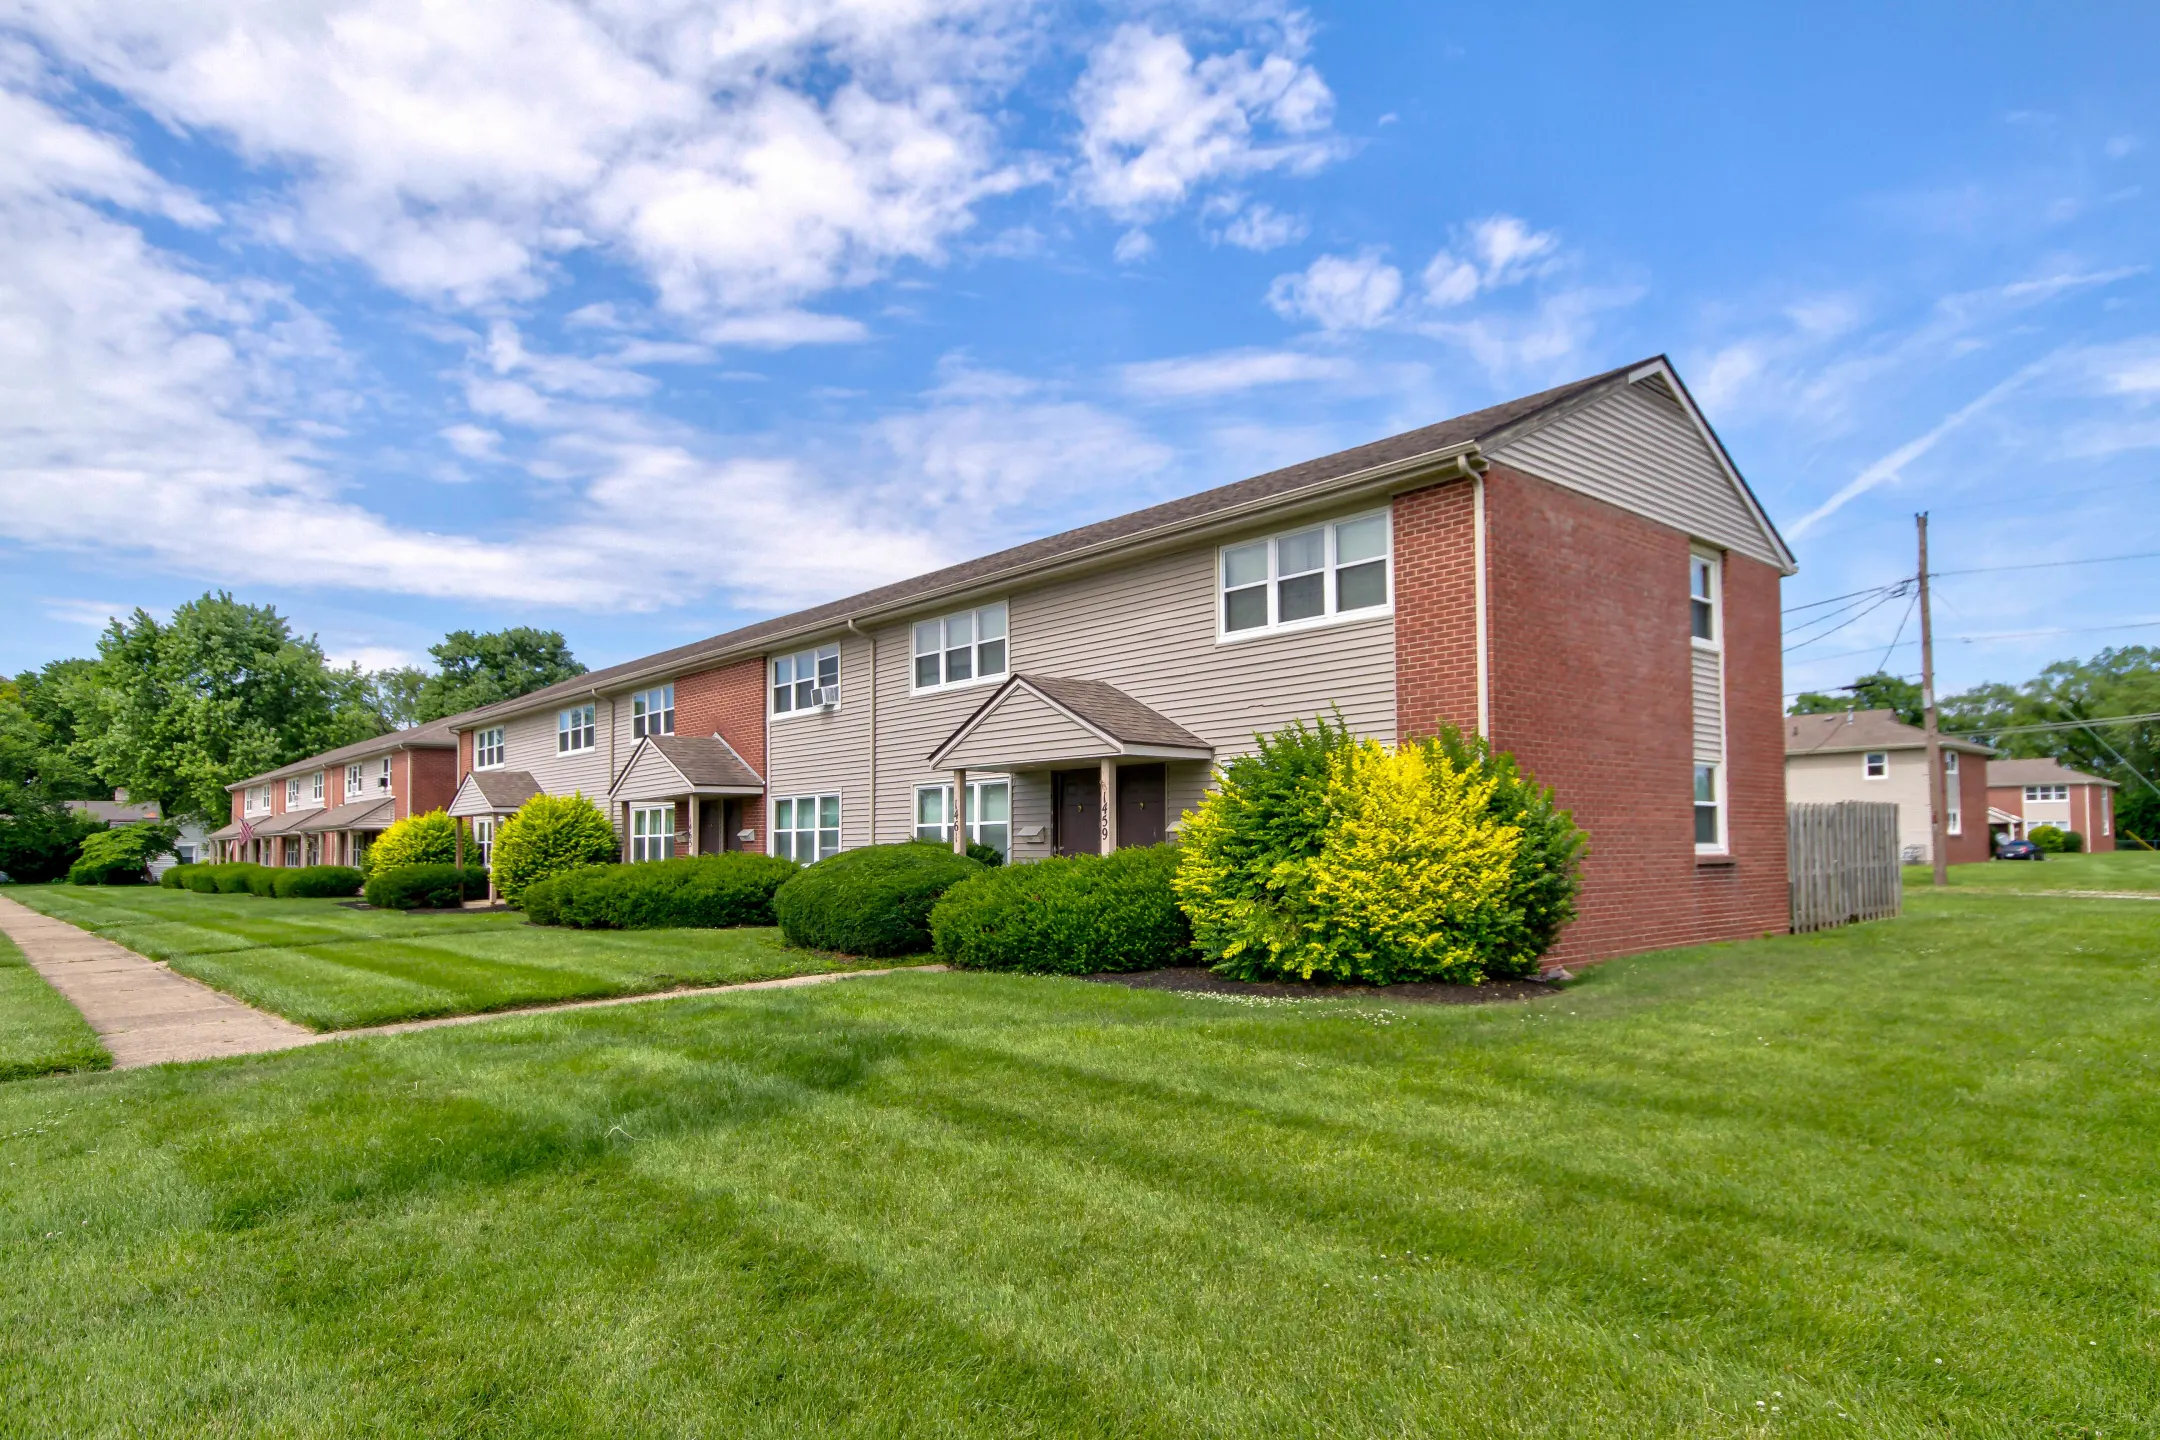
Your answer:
[1692,649,1724,764]
[1491,377,1784,567]
[939,687,1111,770]
[862,506,1397,862]
[495,703,615,829]
[764,630,878,852]
[1785,749,1939,862]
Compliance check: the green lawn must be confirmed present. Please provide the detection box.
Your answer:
[0,886,884,1031]
[0,931,108,1082]
[2,889,2155,1436]
[1905,847,2160,893]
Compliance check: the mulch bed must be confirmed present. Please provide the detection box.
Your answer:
[1082,967,1559,1005]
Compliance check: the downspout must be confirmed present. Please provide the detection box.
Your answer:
[847,616,876,843]
[1473,468,1490,742]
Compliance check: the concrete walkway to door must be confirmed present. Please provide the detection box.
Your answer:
[0,894,314,1068]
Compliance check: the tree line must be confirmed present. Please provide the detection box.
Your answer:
[1791,645,2160,845]
[1,592,584,879]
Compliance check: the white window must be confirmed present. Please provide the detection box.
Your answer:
[2103,793,2112,836]
[772,646,840,715]
[773,794,840,863]
[1864,752,1888,780]
[2025,784,2068,802]
[345,763,364,798]
[286,778,301,807]
[558,704,596,754]
[632,685,675,739]
[914,780,1011,857]
[1944,751,1961,836]
[912,603,1009,691]
[1690,552,1720,645]
[471,816,496,870]
[1219,512,1390,638]
[311,771,324,803]
[473,727,505,770]
[631,804,676,863]
[377,757,392,791]
[245,785,268,814]
[1694,763,1722,852]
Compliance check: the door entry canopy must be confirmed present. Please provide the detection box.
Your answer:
[929,673,1210,772]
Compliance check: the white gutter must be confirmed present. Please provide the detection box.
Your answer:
[846,616,876,842]
[1473,469,1490,741]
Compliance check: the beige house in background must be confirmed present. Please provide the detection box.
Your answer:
[1784,710,1994,865]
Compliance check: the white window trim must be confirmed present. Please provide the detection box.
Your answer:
[770,644,843,721]
[471,816,496,869]
[909,601,1012,697]
[344,763,365,799]
[631,685,676,740]
[630,803,677,863]
[771,793,842,862]
[2024,784,2068,803]
[1694,761,1728,857]
[376,757,393,793]
[1215,509,1394,644]
[1690,549,1722,652]
[557,704,597,754]
[914,778,1012,853]
[1863,752,1888,780]
[473,727,506,771]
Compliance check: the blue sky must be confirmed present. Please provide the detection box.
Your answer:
[2,1,2155,703]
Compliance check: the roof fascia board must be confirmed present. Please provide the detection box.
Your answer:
[929,677,1121,767]
[462,444,1488,735]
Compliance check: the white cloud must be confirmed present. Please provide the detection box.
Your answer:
[1112,227,1155,263]
[1073,21,1339,222]
[1217,200,1305,251]
[1420,215,1559,307]
[39,597,132,629]
[1120,347,1353,398]
[1415,285,1634,379]
[441,424,502,460]
[1266,250,1402,331]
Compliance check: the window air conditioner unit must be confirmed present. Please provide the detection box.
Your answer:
[809,686,839,708]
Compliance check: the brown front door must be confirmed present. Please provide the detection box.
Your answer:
[699,800,724,855]
[1052,769,1101,856]
[1116,764,1166,848]
[723,799,744,851]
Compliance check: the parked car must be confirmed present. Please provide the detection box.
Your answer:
[1994,838,2043,861]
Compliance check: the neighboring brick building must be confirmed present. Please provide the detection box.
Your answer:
[209,717,464,868]
[447,356,1798,965]
[1784,710,1994,865]
[1987,757,2118,852]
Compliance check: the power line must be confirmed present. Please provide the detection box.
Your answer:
[1932,548,2160,580]
[1943,710,2160,739]
[1786,616,2160,667]
[1781,586,1907,653]
[1782,583,1903,617]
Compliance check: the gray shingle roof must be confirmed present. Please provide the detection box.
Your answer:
[228,714,463,791]
[644,734,764,790]
[455,360,1666,731]
[1987,756,2117,788]
[1785,709,1994,757]
[296,798,397,832]
[459,770,543,812]
[1017,674,1209,751]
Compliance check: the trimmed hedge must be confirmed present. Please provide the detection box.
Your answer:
[270,865,364,899]
[185,864,234,893]
[931,844,1191,975]
[2029,825,2084,854]
[242,866,280,897]
[523,853,800,929]
[774,843,983,957]
[159,864,195,890]
[493,793,617,907]
[364,863,490,911]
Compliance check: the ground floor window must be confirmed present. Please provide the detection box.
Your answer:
[631,804,676,863]
[472,816,496,869]
[915,780,1011,857]
[1693,764,1721,850]
[282,837,301,867]
[352,837,369,869]
[304,835,320,866]
[774,795,840,863]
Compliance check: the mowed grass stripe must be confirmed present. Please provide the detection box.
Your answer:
[0,929,110,1082]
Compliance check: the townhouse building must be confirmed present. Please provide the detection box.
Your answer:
[1986,757,2118,851]
[448,356,1797,965]
[1784,709,1994,865]
[210,717,462,868]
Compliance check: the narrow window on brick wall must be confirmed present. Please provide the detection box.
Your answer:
[1693,764,1722,852]
[1690,553,1719,644]
[1219,511,1391,638]
[1944,751,1961,835]
[632,684,675,739]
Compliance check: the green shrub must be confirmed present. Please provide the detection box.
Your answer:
[159,863,194,889]
[67,822,178,885]
[0,800,105,884]
[492,793,617,906]
[523,853,800,929]
[932,845,1190,974]
[270,865,364,899]
[362,809,459,877]
[774,843,983,957]
[965,841,1005,868]
[1176,716,1586,985]
[184,864,228,893]
[2029,825,2082,854]
[243,865,281,897]
[210,863,264,894]
[364,863,489,910]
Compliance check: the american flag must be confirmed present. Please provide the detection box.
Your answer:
[236,819,254,846]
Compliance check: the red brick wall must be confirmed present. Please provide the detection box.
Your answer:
[1395,463,1789,966]
[1947,759,1990,864]
[408,747,459,817]
[676,657,768,842]
[457,729,473,784]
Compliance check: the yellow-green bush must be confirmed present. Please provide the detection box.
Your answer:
[1175,716,1585,985]
[361,809,458,877]
[492,792,617,906]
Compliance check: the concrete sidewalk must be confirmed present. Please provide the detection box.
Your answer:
[0,893,939,1069]
[0,894,313,1067]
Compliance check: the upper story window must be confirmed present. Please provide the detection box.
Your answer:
[286,778,301,807]
[772,645,840,715]
[1219,512,1389,638]
[310,771,324,803]
[377,757,393,791]
[2025,783,2068,802]
[244,785,269,814]
[558,704,597,754]
[473,727,505,770]
[632,685,675,739]
[913,603,1008,691]
[1864,752,1888,779]
[1690,552,1720,646]
[345,763,364,798]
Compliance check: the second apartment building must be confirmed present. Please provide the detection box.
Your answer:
[447,356,1797,966]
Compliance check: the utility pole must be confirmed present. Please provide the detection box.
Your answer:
[1918,513,1949,887]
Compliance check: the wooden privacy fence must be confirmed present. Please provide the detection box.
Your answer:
[1788,802,1902,932]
